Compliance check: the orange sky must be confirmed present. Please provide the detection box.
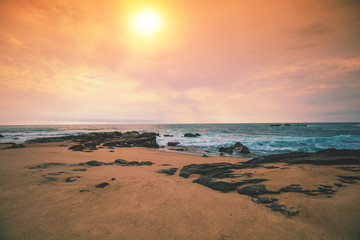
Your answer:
[0,0,359,124]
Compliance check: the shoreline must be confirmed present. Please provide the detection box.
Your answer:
[0,142,359,239]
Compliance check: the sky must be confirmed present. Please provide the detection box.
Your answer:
[0,0,359,124]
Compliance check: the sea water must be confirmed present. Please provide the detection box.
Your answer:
[0,123,359,157]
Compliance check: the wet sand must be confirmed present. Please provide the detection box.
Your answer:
[0,143,359,239]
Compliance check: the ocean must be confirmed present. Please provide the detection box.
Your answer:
[0,123,359,157]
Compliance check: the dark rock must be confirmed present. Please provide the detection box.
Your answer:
[202,154,209,157]
[179,162,263,179]
[43,177,58,182]
[163,134,173,137]
[109,150,114,152]
[167,141,180,146]
[193,177,238,193]
[29,163,69,169]
[161,164,172,166]
[79,189,90,192]
[68,145,85,151]
[334,183,346,188]
[72,168,87,171]
[219,147,233,154]
[103,140,129,147]
[8,143,26,149]
[26,136,72,143]
[184,133,201,137]
[237,178,268,186]
[114,159,154,166]
[263,166,279,169]
[245,149,360,165]
[336,166,360,172]
[235,146,250,154]
[157,168,178,175]
[266,203,299,217]
[168,147,187,151]
[316,186,336,195]
[280,184,303,192]
[336,175,360,184]
[84,150,93,152]
[111,178,116,181]
[95,182,109,188]
[336,175,360,181]
[47,173,61,176]
[237,184,278,197]
[269,124,281,126]
[233,142,244,148]
[84,142,97,150]
[85,160,104,166]
[139,161,153,166]
[253,197,278,204]
[65,177,80,182]
[0,134,3,138]
[59,144,69,147]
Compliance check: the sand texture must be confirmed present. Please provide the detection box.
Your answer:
[0,143,360,239]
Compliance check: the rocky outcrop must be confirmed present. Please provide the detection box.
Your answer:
[237,184,279,197]
[167,141,180,146]
[157,168,178,175]
[68,145,85,151]
[219,142,250,154]
[26,131,160,150]
[114,159,153,166]
[219,147,233,154]
[0,134,4,138]
[235,146,250,154]
[7,143,26,149]
[244,149,360,165]
[184,133,201,137]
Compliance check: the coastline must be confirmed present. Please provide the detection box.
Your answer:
[0,142,359,239]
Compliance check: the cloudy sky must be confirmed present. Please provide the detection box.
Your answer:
[0,0,359,124]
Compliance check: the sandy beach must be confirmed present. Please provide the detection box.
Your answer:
[0,143,359,240]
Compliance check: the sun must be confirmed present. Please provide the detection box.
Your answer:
[132,9,162,36]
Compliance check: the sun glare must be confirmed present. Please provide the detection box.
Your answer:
[132,9,162,35]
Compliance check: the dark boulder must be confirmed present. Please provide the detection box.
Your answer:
[65,176,81,182]
[157,168,178,175]
[84,142,98,150]
[233,142,244,148]
[0,134,4,138]
[235,146,250,154]
[68,145,85,151]
[114,159,153,166]
[163,134,173,137]
[72,168,87,171]
[184,133,201,137]
[219,147,233,154]
[43,177,58,182]
[167,141,180,147]
[85,160,104,166]
[95,182,109,188]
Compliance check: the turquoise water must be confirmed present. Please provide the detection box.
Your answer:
[0,123,359,157]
